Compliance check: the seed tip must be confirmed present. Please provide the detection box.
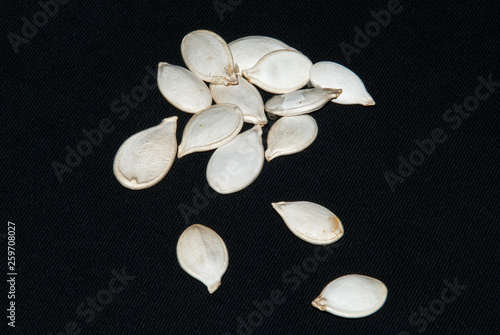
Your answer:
[207,281,221,294]
[311,297,327,311]
[177,146,185,158]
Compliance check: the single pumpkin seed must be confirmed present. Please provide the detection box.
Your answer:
[265,115,318,161]
[177,104,244,158]
[242,49,312,94]
[310,61,375,106]
[113,117,177,190]
[210,75,267,125]
[176,224,229,294]
[312,274,388,318]
[206,125,264,194]
[271,201,343,245]
[157,62,212,114]
[181,30,238,86]
[265,88,342,116]
[228,35,293,75]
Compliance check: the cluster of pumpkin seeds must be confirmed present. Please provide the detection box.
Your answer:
[113,30,386,318]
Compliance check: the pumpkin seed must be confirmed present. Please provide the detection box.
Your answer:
[310,61,375,106]
[265,115,318,161]
[265,88,342,116]
[206,125,264,194]
[228,36,293,75]
[181,30,238,85]
[178,104,244,158]
[157,62,212,114]
[242,49,312,94]
[177,224,229,294]
[210,75,267,125]
[113,117,177,190]
[312,274,387,318]
[272,201,343,245]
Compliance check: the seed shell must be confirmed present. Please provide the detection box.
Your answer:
[310,61,375,106]
[178,104,244,158]
[181,30,237,85]
[242,49,312,94]
[265,88,342,116]
[228,35,294,75]
[265,115,318,161]
[210,75,267,125]
[206,125,264,194]
[157,62,212,114]
[312,274,388,318]
[113,117,177,190]
[177,224,229,294]
[272,201,343,245]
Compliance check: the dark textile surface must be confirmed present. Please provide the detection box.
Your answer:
[1,1,499,334]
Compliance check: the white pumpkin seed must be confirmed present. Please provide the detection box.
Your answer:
[178,104,244,158]
[312,274,387,318]
[242,49,312,94]
[264,88,342,116]
[265,115,318,161]
[228,36,293,75]
[176,224,229,294]
[157,62,212,114]
[113,117,177,190]
[210,75,267,125]
[206,125,264,194]
[181,30,237,86]
[310,61,375,106]
[271,201,343,245]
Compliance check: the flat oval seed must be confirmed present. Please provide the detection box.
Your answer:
[178,104,244,158]
[177,224,229,294]
[310,61,375,106]
[265,88,342,116]
[265,115,318,161]
[157,62,212,114]
[113,117,177,190]
[312,275,388,318]
[181,30,237,86]
[228,36,293,75]
[271,201,343,245]
[242,50,312,94]
[210,76,267,125]
[206,125,264,194]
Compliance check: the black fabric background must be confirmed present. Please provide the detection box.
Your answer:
[1,1,499,334]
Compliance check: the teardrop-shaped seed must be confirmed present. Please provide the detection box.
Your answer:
[242,49,312,94]
[265,115,318,161]
[228,36,294,75]
[178,104,244,158]
[265,88,342,116]
[181,30,237,85]
[176,224,229,294]
[157,62,212,114]
[113,117,177,190]
[210,76,267,125]
[271,201,343,245]
[310,61,375,106]
[312,275,387,318]
[207,125,264,194]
